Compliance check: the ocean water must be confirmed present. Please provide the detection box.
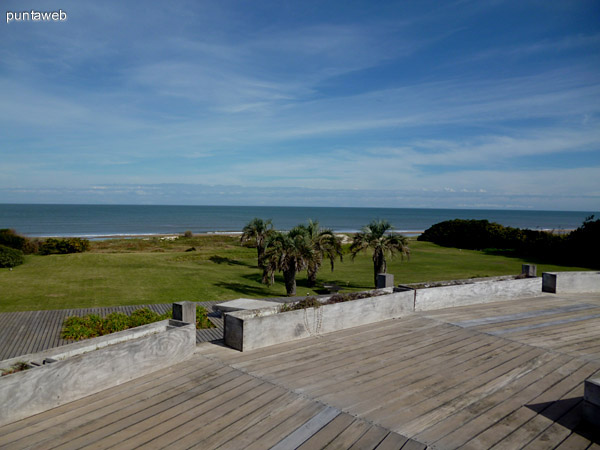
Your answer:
[0,204,596,239]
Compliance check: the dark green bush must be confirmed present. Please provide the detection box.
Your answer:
[0,229,27,251]
[38,237,90,255]
[0,245,25,268]
[418,217,599,268]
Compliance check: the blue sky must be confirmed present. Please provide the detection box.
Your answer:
[1,0,599,210]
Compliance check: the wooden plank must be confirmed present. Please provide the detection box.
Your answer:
[0,361,231,446]
[226,398,324,450]
[347,425,390,450]
[452,303,598,328]
[553,432,593,450]
[368,347,547,429]
[47,377,265,450]
[269,406,341,450]
[187,391,301,449]
[522,400,586,450]
[296,412,356,449]
[158,385,289,449]
[374,431,409,450]
[109,381,275,450]
[425,354,577,449]
[323,419,372,450]
[304,330,502,401]
[420,360,596,449]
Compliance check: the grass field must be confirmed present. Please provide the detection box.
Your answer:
[0,235,589,312]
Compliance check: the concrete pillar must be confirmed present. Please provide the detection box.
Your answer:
[584,378,600,427]
[377,273,394,289]
[521,264,537,277]
[173,301,196,324]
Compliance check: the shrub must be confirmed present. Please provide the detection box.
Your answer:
[0,245,25,268]
[103,312,131,334]
[38,237,90,255]
[184,230,193,238]
[0,229,27,251]
[196,306,214,329]
[280,297,321,312]
[61,306,209,340]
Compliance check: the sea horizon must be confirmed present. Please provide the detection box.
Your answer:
[1,203,596,239]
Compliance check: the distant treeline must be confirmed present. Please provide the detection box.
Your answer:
[0,229,90,268]
[417,216,600,269]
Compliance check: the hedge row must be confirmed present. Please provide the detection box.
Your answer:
[418,216,600,268]
[0,229,90,256]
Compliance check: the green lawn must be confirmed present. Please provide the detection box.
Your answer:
[0,235,589,312]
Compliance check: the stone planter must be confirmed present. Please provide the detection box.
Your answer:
[0,319,195,427]
[224,289,414,352]
[397,275,542,311]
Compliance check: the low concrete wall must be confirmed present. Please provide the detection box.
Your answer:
[400,276,542,311]
[0,319,195,427]
[542,271,600,294]
[225,289,414,352]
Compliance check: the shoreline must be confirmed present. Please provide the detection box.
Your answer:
[31,230,428,240]
[28,228,577,241]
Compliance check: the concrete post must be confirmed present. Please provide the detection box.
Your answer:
[521,264,537,277]
[584,378,600,427]
[173,301,196,324]
[377,273,394,289]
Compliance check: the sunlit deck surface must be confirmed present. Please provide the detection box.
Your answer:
[2,292,600,449]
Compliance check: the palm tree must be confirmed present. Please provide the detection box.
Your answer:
[350,220,409,287]
[240,218,274,284]
[299,220,343,287]
[264,227,315,296]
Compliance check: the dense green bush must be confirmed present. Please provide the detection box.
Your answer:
[38,237,90,255]
[418,217,599,268]
[61,306,214,340]
[0,245,25,268]
[0,229,27,250]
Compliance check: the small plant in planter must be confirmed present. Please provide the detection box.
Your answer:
[280,297,322,312]
[1,361,31,376]
[279,290,389,313]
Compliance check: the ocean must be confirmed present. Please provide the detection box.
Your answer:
[0,204,596,239]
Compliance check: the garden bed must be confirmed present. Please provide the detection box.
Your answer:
[397,274,542,311]
[224,288,414,351]
[0,319,195,427]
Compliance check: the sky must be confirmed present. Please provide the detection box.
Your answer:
[1,0,599,210]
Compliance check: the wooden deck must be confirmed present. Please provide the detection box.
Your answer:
[1,293,600,448]
[0,302,223,361]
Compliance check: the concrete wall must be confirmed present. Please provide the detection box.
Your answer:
[0,319,195,427]
[411,277,542,311]
[542,271,600,294]
[224,290,414,352]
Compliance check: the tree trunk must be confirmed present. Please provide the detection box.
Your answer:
[261,267,271,285]
[306,262,320,288]
[283,268,297,296]
[257,246,264,269]
[373,250,387,287]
